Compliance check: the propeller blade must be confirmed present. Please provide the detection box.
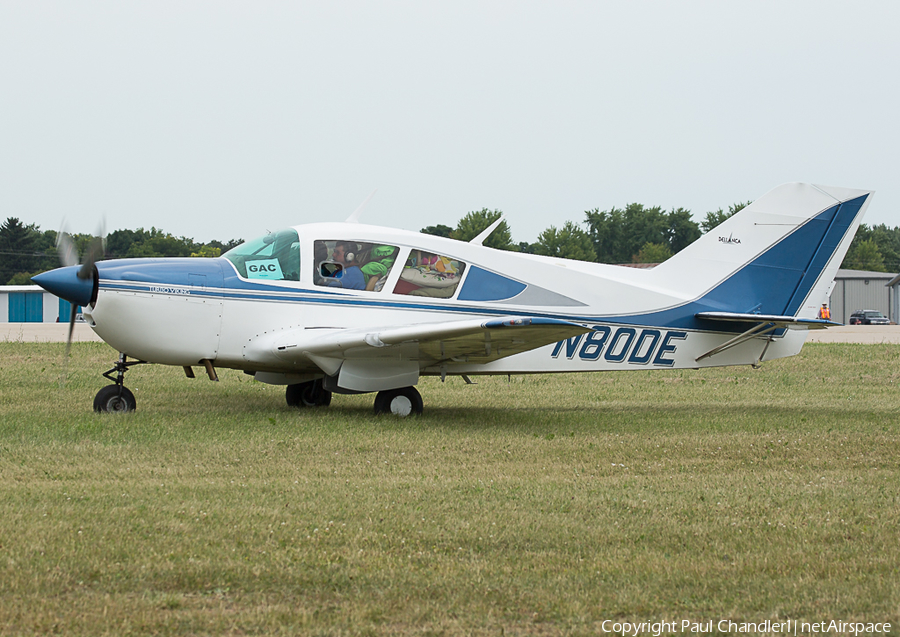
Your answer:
[60,303,78,388]
[79,235,105,280]
[56,220,104,388]
[65,303,77,358]
[56,231,79,268]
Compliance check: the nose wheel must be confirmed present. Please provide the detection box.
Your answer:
[94,353,143,413]
[94,385,137,412]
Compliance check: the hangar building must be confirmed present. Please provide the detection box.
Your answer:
[1,286,80,323]
[828,269,897,324]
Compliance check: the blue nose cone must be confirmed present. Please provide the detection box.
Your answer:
[31,266,94,307]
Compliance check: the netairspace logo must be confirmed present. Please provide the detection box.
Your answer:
[599,619,892,636]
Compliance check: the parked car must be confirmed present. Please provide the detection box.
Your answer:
[848,309,890,325]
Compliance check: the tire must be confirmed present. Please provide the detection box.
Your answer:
[93,385,137,413]
[286,380,332,408]
[373,386,423,416]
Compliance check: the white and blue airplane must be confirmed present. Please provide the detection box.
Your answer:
[33,183,872,415]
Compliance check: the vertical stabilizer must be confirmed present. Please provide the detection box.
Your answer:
[651,183,873,320]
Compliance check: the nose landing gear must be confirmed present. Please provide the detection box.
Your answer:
[94,353,144,413]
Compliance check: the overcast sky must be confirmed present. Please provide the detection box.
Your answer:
[1,1,897,245]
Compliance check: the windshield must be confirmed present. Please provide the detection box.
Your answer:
[864,311,886,318]
[223,228,300,281]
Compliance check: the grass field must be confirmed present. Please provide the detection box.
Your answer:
[0,341,897,636]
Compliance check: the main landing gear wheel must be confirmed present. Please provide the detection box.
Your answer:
[286,379,332,408]
[94,385,136,413]
[373,386,423,416]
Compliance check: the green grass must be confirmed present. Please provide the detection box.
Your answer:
[0,342,898,635]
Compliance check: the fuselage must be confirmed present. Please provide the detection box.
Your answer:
[81,221,807,377]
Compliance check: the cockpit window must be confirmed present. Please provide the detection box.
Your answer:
[314,240,399,291]
[223,229,300,281]
[393,250,466,298]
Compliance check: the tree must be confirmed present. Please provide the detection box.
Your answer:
[207,238,244,253]
[666,207,701,254]
[842,238,885,272]
[420,224,453,238]
[453,209,514,251]
[624,204,669,259]
[111,228,196,258]
[191,245,221,258]
[533,221,595,261]
[7,272,37,285]
[31,228,60,273]
[585,204,669,263]
[584,206,626,263]
[1,218,247,282]
[0,217,40,284]
[701,209,730,233]
[701,201,751,233]
[106,227,202,258]
[633,242,672,264]
[867,224,900,272]
[107,229,150,258]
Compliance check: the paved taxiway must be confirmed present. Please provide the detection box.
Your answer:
[1,323,105,343]
[3,323,900,345]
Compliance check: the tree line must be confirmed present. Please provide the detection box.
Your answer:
[421,201,750,264]
[3,201,898,285]
[423,201,751,263]
[0,218,242,285]
[424,204,900,273]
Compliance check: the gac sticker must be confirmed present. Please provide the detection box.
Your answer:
[246,259,284,280]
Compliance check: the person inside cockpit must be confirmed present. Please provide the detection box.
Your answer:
[323,241,366,290]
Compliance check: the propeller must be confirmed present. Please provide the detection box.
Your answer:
[55,223,106,384]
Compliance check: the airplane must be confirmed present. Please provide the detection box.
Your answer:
[32,183,872,416]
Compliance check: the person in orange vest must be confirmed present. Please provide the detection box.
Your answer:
[818,303,831,320]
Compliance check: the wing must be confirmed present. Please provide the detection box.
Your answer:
[275,316,592,366]
[256,316,593,391]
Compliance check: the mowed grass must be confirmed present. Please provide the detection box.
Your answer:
[0,341,897,636]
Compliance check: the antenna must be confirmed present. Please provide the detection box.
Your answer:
[470,216,504,245]
[345,190,378,223]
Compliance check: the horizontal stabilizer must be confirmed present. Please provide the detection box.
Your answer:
[696,311,839,330]
[694,311,837,363]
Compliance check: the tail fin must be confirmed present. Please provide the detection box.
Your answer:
[652,183,873,320]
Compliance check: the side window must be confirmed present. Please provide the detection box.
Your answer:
[393,250,466,298]
[314,240,399,291]
[222,229,300,281]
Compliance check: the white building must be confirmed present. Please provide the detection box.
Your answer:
[1,285,77,323]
